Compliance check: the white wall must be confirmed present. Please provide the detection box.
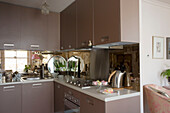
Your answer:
[141,0,170,86]
[140,0,170,112]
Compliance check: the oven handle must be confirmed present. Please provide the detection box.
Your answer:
[64,98,80,110]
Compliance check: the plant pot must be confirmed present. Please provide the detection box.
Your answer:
[59,71,67,75]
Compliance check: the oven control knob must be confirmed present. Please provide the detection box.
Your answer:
[74,99,78,103]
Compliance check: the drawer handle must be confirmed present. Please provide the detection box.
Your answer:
[68,91,72,95]
[57,85,60,88]
[101,36,109,42]
[3,86,15,89]
[81,42,87,46]
[32,83,42,86]
[87,99,94,106]
[68,45,72,49]
[4,44,14,47]
[30,45,39,48]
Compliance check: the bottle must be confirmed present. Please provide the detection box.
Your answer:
[40,64,44,79]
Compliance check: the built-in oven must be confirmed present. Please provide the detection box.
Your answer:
[64,93,80,113]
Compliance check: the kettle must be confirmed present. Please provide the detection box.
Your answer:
[108,70,126,88]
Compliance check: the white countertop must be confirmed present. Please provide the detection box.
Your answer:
[54,79,140,102]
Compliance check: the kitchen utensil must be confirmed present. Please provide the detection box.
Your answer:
[108,70,126,88]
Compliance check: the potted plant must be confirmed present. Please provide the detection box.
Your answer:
[24,65,31,73]
[53,60,67,75]
[161,69,170,82]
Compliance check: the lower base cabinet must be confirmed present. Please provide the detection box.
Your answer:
[22,82,54,113]
[54,82,140,113]
[80,93,105,113]
[0,84,22,113]
[54,82,64,113]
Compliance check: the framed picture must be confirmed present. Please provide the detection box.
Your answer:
[152,36,164,59]
[166,37,170,59]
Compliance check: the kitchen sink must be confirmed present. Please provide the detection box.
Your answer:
[22,77,41,81]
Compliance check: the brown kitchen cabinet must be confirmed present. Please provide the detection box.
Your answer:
[22,82,54,113]
[47,12,60,51]
[76,0,93,48]
[20,7,48,50]
[80,93,105,113]
[60,2,76,50]
[93,0,121,45]
[54,82,64,113]
[94,0,139,45]
[0,84,22,113]
[0,3,21,49]
[0,2,61,51]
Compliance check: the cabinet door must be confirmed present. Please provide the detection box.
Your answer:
[80,93,105,113]
[22,82,54,113]
[0,84,22,113]
[21,7,47,50]
[47,12,60,51]
[94,0,120,45]
[60,2,76,50]
[0,3,21,49]
[54,83,64,113]
[76,0,93,48]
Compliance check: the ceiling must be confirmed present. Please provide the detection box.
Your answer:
[0,0,75,13]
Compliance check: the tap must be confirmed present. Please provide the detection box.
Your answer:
[33,64,44,79]
[72,56,81,78]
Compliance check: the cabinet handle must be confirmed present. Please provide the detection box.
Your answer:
[3,86,15,89]
[101,36,109,42]
[32,83,42,86]
[68,45,72,49]
[57,85,60,88]
[3,86,15,91]
[30,45,39,48]
[68,91,72,95]
[4,44,14,47]
[81,42,87,46]
[87,99,94,106]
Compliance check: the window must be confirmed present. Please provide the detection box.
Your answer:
[4,50,28,72]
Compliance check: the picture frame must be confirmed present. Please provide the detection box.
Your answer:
[166,37,170,59]
[152,36,164,59]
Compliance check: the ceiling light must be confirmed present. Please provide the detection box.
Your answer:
[41,1,49,15]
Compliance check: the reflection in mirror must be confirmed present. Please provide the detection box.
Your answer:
[47,55,66,74]
[68,55,84,72]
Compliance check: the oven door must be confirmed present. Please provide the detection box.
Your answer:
[64,99,80,113]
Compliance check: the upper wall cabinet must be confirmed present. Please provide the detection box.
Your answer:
[76,0,93,48]
[60,0,139,50]
[0,2,60,51]
[94,0,139,46]
[0,3,21,49]
[93,0,121,45]
[60,2,76,50]
[20,7,48,51]
[47,12,60,51]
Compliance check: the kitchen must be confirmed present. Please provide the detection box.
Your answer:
[1,0,169,113]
